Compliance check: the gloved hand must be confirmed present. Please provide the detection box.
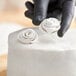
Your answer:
[25,0,75,37]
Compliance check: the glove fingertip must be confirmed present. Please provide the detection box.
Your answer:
[24,11,33,19]
[26,1,34,6]
[57,30,64,37]
[33,16,44,25]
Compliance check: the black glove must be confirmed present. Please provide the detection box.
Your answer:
[25,0,75,37]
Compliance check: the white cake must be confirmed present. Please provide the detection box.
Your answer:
[7,18,76,76]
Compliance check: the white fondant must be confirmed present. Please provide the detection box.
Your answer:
[8,27,76,76]
[39,18,60,34]
[17,29,38,44]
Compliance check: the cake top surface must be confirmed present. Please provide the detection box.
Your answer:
[9,27,76,51]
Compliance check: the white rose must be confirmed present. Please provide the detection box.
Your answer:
[39,18,60,34]
[17,29,38,44]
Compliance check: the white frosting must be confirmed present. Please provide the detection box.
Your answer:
[17,29,38,44]
[39,18,60,34]
[8,28,76,76]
